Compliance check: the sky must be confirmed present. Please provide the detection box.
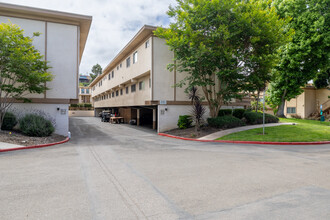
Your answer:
[0,0,177,75]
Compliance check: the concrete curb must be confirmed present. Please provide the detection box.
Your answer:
[0,137,70,153]
[158,133,330,145]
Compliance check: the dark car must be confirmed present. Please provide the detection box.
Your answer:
[101,111,111,122]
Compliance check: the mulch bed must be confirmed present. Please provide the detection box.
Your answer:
[163,126,223,139]
[0,130,66,146]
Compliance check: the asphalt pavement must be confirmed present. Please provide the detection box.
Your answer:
[1,117,330,219]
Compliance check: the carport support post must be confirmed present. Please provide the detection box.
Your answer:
[137,109,140,126]
[153,108,156,130]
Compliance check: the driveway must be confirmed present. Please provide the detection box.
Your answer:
[1,117,330,219]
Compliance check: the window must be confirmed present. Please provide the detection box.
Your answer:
[112,92,114,97]
[120,63,122,68]
[133,51,138,64]
[86,89,89,94]
[81,88,85,94]
[117,66,119,70]
[116,90,119,96]
[131,84,136,93]
[120,89,123,95]
[126,86,129,94]
[139,81,144,90]
[108,73,111,80]
[145,40,150,48]
[287,107,296,114]
[149,78,151,88]
[126,57,131,68]
[112,71,114,78]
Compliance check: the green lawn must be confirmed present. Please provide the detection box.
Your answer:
[217,118,330,142]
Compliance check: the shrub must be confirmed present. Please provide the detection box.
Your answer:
[207,115,245,129]
[1,112,17,130]
[70,104,78,108]
[233,109,246,119]
[218,109,232,117]
[19,114,55,137]
[243,111,279,125]
[84,103,92,108]
[177,115,192,129]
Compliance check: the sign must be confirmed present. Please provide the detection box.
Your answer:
[160,100,167,105]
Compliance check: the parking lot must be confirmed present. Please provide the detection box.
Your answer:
[1,117,330,219]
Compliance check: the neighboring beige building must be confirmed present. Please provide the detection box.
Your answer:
[0,3,92,136]
[79,86,92,104]
[285,86,330,118]
[90,25,249,132]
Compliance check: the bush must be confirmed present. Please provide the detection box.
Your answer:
[1,112,17,130]
[218,109,232,117]
[84,103,92,108]
[19,114,55,137]
[177,115,192,129]
[207,115,245,129]
[70,104,78,108]
[233,109,246,119]
[243,111,279,125]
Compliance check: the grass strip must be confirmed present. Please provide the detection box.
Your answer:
[217,118,330,142]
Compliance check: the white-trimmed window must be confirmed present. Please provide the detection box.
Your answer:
[131,84,136,93]
[112,71,114,78]
[126,86,129,94]
[287,107,296,114]
[145,40,150,48]
[126,57,131,68]
[133,51,138,64]
[139,81,144,90]
[81,88,85,94]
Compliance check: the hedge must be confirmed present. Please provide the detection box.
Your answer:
[207,115,245,129]
[243,111,279,125]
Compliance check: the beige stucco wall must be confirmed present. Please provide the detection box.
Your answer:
[285,88,330,118]
[0,16,79,100]
[304,89,316,118]
[152,37,175,101]
[93,37,152,108]
[158,105,211,133]
[1,16,80,136]
[316,89,330,106]
[47,22,78,99]
[94,75,151,108]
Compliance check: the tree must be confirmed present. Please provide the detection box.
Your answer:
[0,22,52,130]
[240,0,293,112]
[269,0,330,117]
[90,63,102,82]
[155,0,290,117]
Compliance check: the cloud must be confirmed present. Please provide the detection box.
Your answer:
[0,0,177,74]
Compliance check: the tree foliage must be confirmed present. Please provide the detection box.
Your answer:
[155,0,291,117]
[90,63,102,81]
[0,22,52,129]
[268,0,330,116]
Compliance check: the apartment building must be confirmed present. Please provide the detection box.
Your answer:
[285,86,330,118]
[0,3,92,136]
[91,25,249,132]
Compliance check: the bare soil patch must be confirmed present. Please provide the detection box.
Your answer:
[0,130,66,146]
[164,126,222,139]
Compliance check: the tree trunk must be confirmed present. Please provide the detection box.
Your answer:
[255,90,260,112]
[276,88,287,118]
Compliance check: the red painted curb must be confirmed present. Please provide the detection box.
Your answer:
[0,137,70,153]
[158,133,330,145]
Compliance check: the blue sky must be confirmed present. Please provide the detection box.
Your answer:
[0,0,177,75]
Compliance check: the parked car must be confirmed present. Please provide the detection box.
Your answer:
[101,110,111,122]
